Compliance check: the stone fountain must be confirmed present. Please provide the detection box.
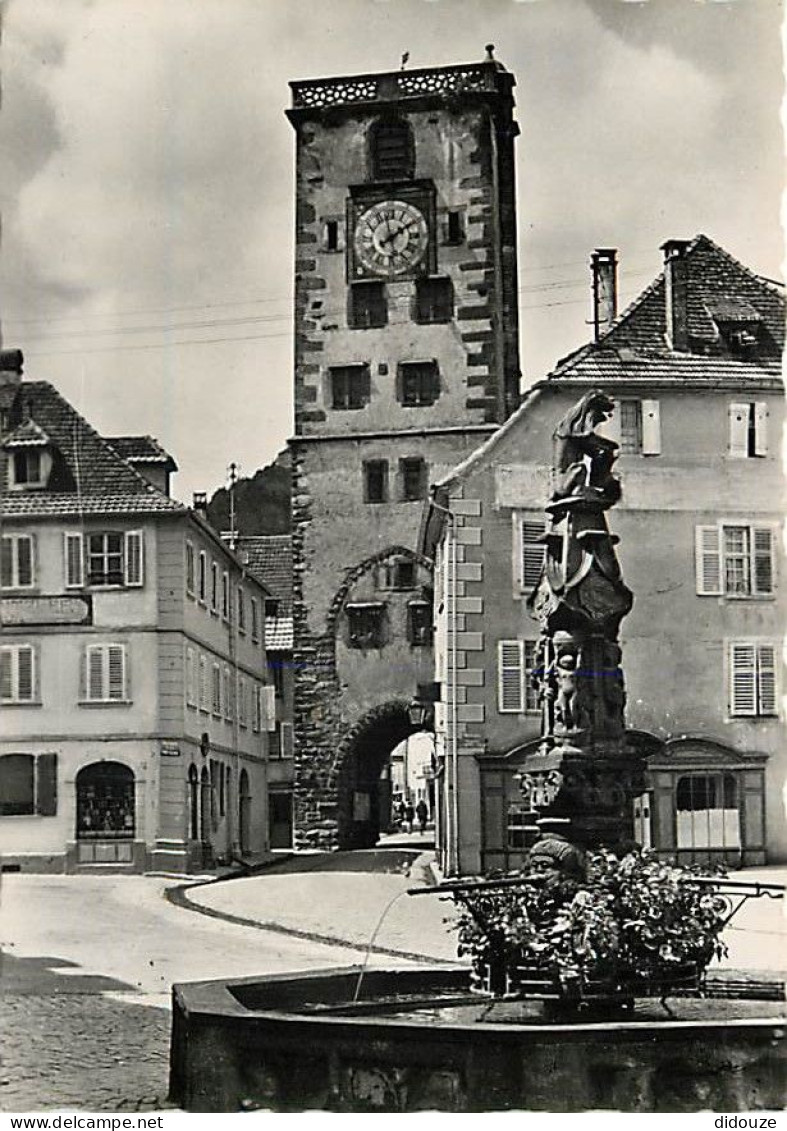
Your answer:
[169,392,786,1113]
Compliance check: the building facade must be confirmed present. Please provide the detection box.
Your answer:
[0,360,271,873]
[421,236,785,874]
[286,52,522,848]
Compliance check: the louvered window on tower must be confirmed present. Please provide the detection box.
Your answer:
[349,282,387,329]
[517,517,547,593]
[695,523,774,597]
[369,117,415,181]
[498,640,524,713]
[729,642,777,717]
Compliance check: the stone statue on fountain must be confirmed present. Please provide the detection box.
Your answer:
[519,389,646,860]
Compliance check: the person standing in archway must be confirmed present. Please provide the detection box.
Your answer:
[416,798,428,833]
[404,801,415,834]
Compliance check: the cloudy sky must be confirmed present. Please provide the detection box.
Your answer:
[1,0,783,503]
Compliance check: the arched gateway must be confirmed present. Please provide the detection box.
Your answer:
[336,700,417,849]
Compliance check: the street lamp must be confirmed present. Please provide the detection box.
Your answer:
[407,682,439,730]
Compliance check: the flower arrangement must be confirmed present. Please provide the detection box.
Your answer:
[450,849,729,1000]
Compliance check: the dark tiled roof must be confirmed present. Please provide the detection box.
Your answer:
[0,381,185,519]
[107,434,177,468]
[549,234,784,387]
[238,535,293,613]
[4,417,51,447]
[265,617,294,651]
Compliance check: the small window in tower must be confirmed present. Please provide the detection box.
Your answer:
[364,460,389,504]
[330,364,371,410]
[400,457,427,502]
[369,117,415,182]
[408,601,433,646]
[446,211,463,246]
[398,361,440,408]
[325,219,339,252]
[415,277,453,324]
[349,282,387,329]
[378,556,416,590]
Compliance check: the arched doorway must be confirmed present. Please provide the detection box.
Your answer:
[336,701,425,849]
[238,768,251,857]
[75,761,135,864]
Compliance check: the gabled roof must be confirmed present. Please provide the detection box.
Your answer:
[0,381,185,518]
[4,417,51,448]
[430,234,784,496]
[107,435,178,470]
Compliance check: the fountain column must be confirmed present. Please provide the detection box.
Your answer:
[518,390,645,852]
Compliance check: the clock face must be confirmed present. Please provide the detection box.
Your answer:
[353,199,429,278]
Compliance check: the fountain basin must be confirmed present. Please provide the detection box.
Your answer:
[170,965,787,1112]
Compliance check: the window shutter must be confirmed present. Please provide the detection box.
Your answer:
[752,526,774,595]
[124,531,144,586]
[17,646,35,702]
[498,640,524,713]
[262,685,276,731]
[281,721,294,758]
[107,645,125,700]
[520,519,546,591]
[757,644,777,716]
[87,646,104,701]
[65,533,84,588]
[0,539,12,587]
[641,400,661,455]
[695,526,722,595]
[224,667,233,721]
[728,403,749,458]
[36,753,58,817]
[18,536,34,587]
[730,643,757,716]
[0,650,11,700]
[754,402,769,456]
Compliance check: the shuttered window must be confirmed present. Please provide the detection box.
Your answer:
[212,663,222,716]
[498,640,524,713]
[517,516,546,593]
[82,644,128,702]
[224,666,233,722]
[1,534,35,589]
[64,533,85,588]
[729,401,769,458]
[185,647,197,708]
[0,644,37,703]
[124,531,144,586]
[524,641,540,713]
[0,753,57,817]
[280,721,294,759]
[696,524,774,597]
[185,541,195,596]
[238,675,247,727]
[729,642,778,717]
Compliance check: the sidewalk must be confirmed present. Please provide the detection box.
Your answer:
[178,854,787,974]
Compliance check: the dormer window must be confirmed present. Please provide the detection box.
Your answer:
[13,450,44,485]
[4,417,53,490]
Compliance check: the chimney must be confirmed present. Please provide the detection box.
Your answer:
[0,348,24,390]
[591,249,618,341]
[192,491,208,517]
[661,239,691,352]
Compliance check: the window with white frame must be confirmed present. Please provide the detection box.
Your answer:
[729,402,768,458]
[185,542,195,596]
[238,587,246,633]
[81,644,128,703]
[212,663,222,716]
[250,598,260,642]
[728,641,777,717]
[0,643,37,704]
[695,523,774,598]
[223,666,233,721]
[497,640,539,714]
[238,675,247,727]
[210,562,219,612]
[185,647,197,708]
[198,552,207,604]
[221,571,230,620]
[199,655,208,712]
[515,515,546,594]
[81,531,143,587]
[1,534,35,589]
[10,449,48,488]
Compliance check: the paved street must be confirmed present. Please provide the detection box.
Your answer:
[2,852,785,1113]
[0,850,430,1113]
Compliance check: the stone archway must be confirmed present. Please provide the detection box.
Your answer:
[335,700,416,849]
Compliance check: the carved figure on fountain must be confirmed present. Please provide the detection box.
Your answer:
[550,389,621,509]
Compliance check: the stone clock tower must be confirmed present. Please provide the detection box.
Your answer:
[286,50,520,849]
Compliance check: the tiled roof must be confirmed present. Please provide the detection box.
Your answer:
[266,616,294,651]
[107,434,178,468]
[0,381,185,519]
[238,535,293,614]
[4,417,51,447]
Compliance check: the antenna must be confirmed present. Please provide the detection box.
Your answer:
[228,461,239,550]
